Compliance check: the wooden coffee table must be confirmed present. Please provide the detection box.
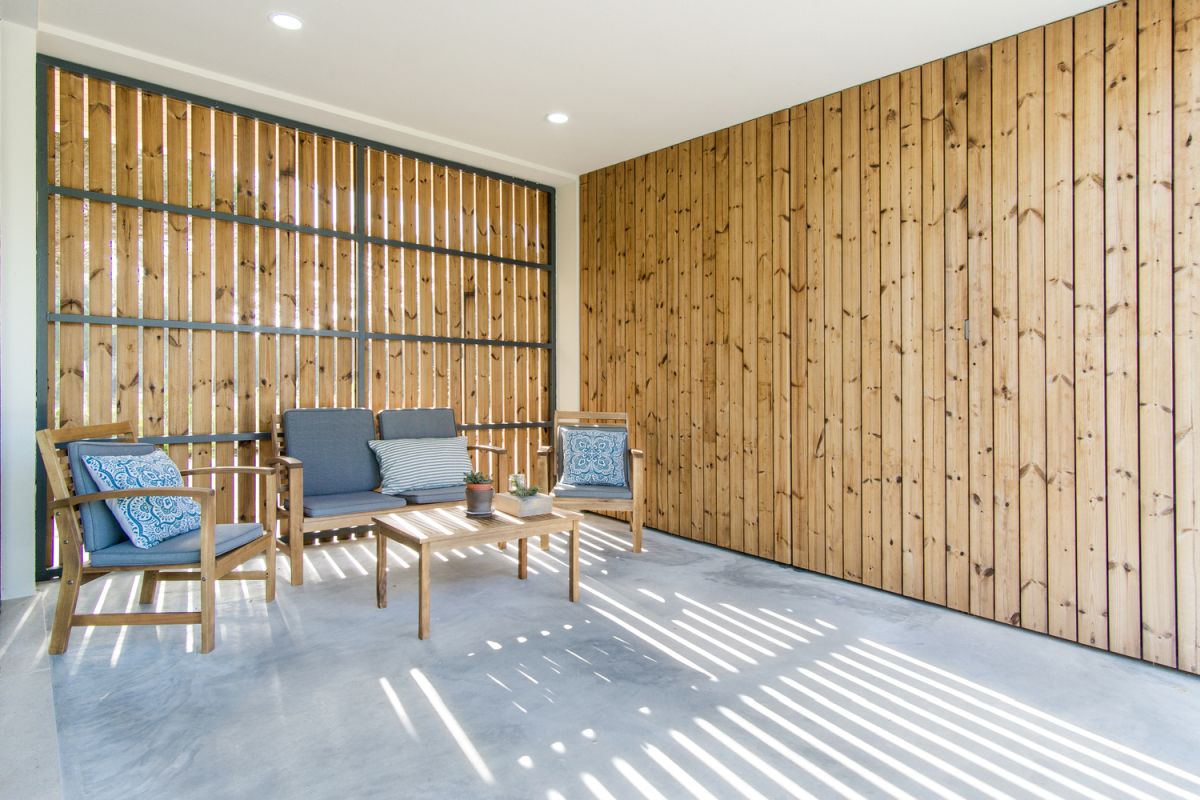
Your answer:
[373,506,584,639]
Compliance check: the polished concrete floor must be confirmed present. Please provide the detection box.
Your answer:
[3,515,1200,799]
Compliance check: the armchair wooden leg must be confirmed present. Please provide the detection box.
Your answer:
[139,570,160,604]
[200,501,217,654]
[48,569,81,655]
[264,533,277,604]
[631,511,644,553]
[289,526,305,586]
[539,534,550,551]
[200,575,216,654]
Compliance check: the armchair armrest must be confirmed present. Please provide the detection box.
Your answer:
[268,455,303,470]
[630,448,645,459]
[537,445,553,456]
[50,486,215,510]
[182,466,277,477]
[467,443,507,455]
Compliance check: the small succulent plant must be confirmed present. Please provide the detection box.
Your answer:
[463,471,492,486]
[511,484,541,498]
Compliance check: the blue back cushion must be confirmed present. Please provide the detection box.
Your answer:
[283,409,380,496]
[82,451,202,549]
[378,408,457,440]
[66,440,158,552]
[559,426,629,487]
[556,425,630,484]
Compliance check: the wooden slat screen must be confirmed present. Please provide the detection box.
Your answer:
[579,0,1200,673]
[42,64,553,566]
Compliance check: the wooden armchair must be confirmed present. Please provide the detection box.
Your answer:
[37,421,276,655]
[271,407,507,585]
[538,411,645,552]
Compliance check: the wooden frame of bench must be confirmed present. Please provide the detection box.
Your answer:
[270,412,510,586]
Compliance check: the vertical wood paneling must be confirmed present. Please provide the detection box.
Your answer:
[789,107,809,569]
[921,61,947,606]
[575,0,1200,676]
[165,97,190,468]
[1105,0,1142,658]
[141,93,165,444]
[823,97,844,577]
[806,100,827,574]
[772,112,792,564]
[756,117,775,561]
[842,90,863,582]
[1176,0,1200,674]
[879,77,903,593]
[967,45,996,620]
[1017,29,1049,633]
[1137,0,1176,667]
[191,106,214,477]
[859,85,883,588]
[899,68,924,599]
[715,128,734,554]
[944,53,971,613]
[56,73,83,431]
[1074,8,1109,650]
[1045,18,1078,641]
[88,78,113,428]
[993,37,1021,626]
[742,124,758,553]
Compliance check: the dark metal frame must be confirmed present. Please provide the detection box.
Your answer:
[34,55,558,581]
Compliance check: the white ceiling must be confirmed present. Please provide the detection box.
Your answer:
[36,0,1101,177]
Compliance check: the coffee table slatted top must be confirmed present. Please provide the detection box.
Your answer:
[374,507,583,550]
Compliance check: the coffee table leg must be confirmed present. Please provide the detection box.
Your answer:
[518,536,528,580]
[569,520,580,602]
[376,527,387,609]
[418,543,431,640]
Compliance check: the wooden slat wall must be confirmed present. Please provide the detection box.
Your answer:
[579,0,1199,673]
[43,65,553,552]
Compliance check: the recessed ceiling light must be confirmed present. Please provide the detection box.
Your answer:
[270,12,303,30]
[546,112,569,125]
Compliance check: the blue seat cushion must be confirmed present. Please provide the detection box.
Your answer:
[396,485,466,505]
[302,491,407,518]
[283,408,380,496]
[66,440,160,552]
[551,482,633,501]
[377,408,457,440]
[89,522,263,568]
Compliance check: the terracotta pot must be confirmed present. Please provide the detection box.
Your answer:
[465,484,494,514]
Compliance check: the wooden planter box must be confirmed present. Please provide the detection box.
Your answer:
[493,492,553,518]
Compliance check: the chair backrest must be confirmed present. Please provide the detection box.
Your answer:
[280,408,380,496]
[36,421,142,555]
[377,407,458,440]
[551,411,631,485]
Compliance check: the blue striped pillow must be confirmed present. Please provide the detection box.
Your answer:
[369,437,472,495]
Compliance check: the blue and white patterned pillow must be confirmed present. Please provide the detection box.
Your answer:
[81,450,201,549]
[561,427,628,487]
[369,437,472,495]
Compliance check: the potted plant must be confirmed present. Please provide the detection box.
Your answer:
[463,470,494,516]
[494,481,554,518]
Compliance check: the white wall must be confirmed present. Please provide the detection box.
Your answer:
[0,15,38,599]
[0,27,581,597]
[554,182,581,413]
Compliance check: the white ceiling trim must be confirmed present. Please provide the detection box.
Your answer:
[37,22,576,184]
